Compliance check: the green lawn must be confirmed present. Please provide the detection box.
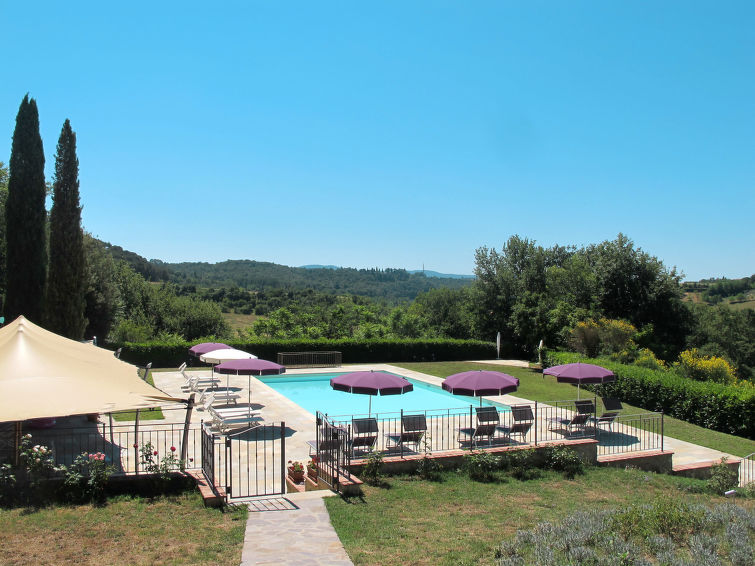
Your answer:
[395,361,755,458]
[0,492,247,565]
[111,372,165,421]
[326,466,753,566]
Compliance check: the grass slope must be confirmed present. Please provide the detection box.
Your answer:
[326,467,753,566]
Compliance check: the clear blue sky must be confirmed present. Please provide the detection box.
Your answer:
[2,1,753,281]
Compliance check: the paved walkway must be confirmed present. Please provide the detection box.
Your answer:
[240,490,353,566]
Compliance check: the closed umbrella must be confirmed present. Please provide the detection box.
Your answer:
[330,370,413,416]
[442,370,519,406]
[188,342,231,358]
[542,362,615,399]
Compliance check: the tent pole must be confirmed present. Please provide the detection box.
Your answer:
[108,413,114,461]
[180,394,195,465]
[14,421,21,466]
[134,410,140,475]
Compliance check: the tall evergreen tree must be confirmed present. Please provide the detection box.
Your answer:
[4,95,47,323]
[47,119,86,338]
[0,161,9,313]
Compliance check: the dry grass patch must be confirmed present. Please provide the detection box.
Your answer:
[0,493,247,566]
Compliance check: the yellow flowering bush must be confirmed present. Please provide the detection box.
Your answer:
[635,348,666,370]
[674,349,736,384]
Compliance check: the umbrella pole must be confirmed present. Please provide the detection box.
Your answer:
[368,395,372,417]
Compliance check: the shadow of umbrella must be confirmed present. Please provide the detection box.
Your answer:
[229,424,297,441]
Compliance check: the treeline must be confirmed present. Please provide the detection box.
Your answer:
[702,275,755,304]
[154,259,471,301]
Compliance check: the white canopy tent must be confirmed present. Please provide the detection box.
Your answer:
[0,316,182,423]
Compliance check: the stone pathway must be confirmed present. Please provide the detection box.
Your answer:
[240,490,353,566]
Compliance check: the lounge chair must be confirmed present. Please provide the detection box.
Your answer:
[179,362,219,391]
[506,404,534,443]
[592,398,623,431]
[385,414,427,452]
[207,403,262,434]
[547,412,591,435]
[592,411,620,431]
[351,418,379,456]
[458,407,501,448]
[574,399,596,415]
[306,436,343,461]
[601,397,623,411]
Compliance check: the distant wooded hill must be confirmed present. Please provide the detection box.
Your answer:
[94,239,473,301]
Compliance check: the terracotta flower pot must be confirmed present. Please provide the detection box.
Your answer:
[288,467,305,483]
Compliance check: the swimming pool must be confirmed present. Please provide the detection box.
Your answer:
[257,371,508,417]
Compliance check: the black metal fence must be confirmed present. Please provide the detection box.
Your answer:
[327,399,665,460]
[741,452,754,487]
[201,424,216,487]
[18,419,204,474]
[314,411,350,490]
[277,351,342,368]
[223,422,287,500]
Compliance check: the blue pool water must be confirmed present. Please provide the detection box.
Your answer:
[257,371,508,417]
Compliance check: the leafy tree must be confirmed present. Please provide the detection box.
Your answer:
[47,120,86,338]
[686,303,755,381]
[4,95,47,323]
[83,233,120,341]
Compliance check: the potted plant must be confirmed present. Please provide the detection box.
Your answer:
[307,457,319,480]
[288,460,305,483]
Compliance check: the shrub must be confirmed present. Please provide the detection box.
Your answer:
[544,445,584,479]
[60,451,115,503]
[114,338,496,368]
[0,463,16,506]
[465,450,500,482]
[138,442,183,481]
[706,458,738,494]
[634,348,666,370]
[675,348,736,384]
[361,450,384,486]
[416,434,442,481]
[500,448,541,481]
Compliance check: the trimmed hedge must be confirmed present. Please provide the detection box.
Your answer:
[546,351,755,440]
[113,338,496,369]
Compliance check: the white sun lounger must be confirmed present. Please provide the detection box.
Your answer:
[179,362,220,391]
[208,406,263,434]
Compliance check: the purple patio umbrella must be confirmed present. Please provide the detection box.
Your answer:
[214,358,286,406]
[542,362,615,399]
[442,370,519,406]
[330,370,413,415]
[214,358,285,376]
[188,342,231,358]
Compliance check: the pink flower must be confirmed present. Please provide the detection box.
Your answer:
[153,451,158,456]
[189,458,194,462]
[170,446,176,452]
[133,443,138,448]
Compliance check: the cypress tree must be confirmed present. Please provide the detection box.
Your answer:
[4,95,47,323]
[47,119,86,338]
